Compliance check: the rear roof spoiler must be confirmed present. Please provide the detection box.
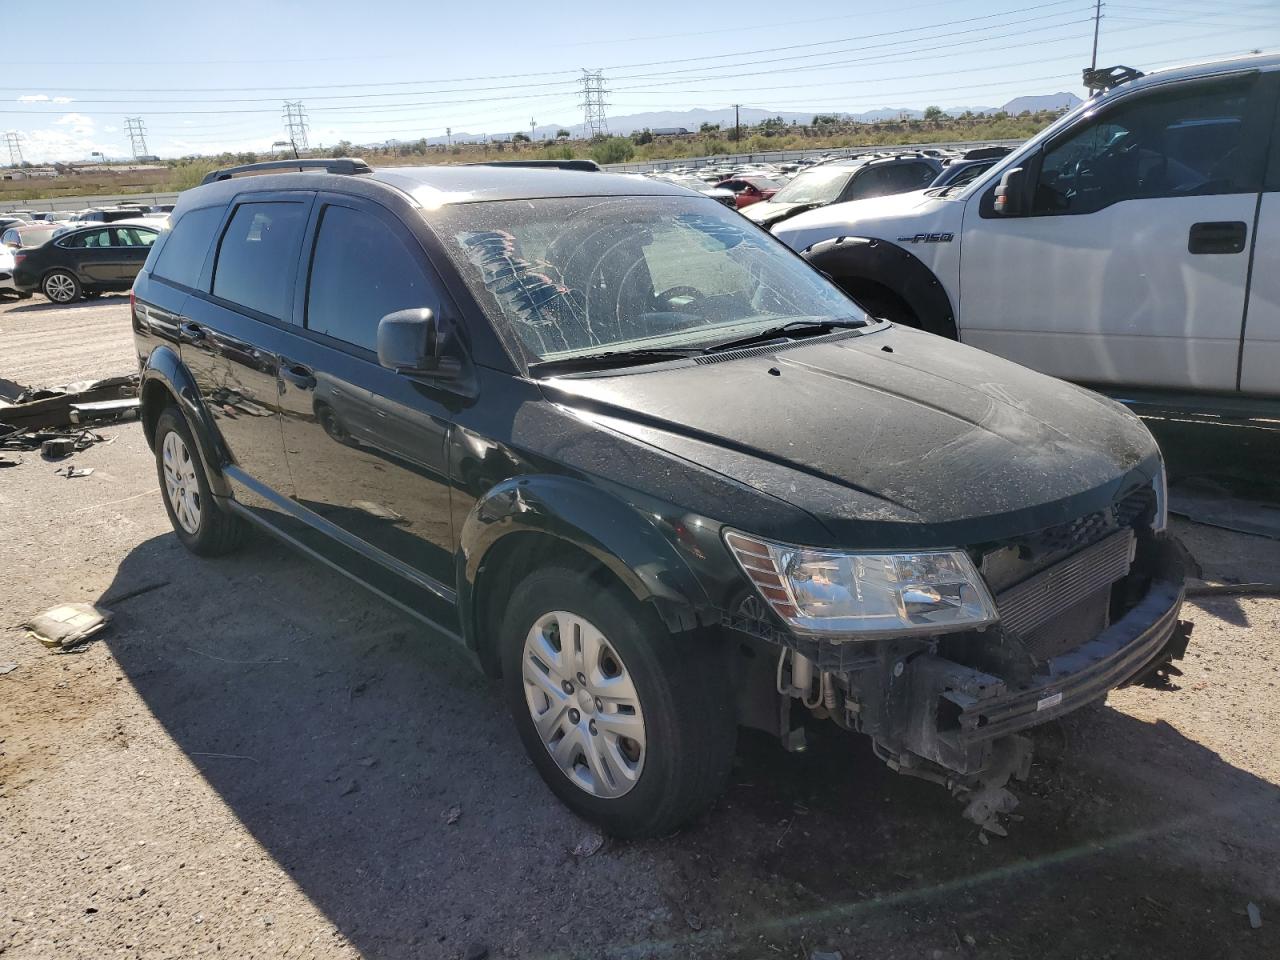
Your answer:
[469,159,601,172]
[199,157,372,186]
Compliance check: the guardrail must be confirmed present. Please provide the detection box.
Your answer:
[0,191,180,214]
[600,138,1023,174]
[0,138,1024,212]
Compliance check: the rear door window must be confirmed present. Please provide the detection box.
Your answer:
[304,204,431,352]
[212,201,309,320]
[152,205,225,289]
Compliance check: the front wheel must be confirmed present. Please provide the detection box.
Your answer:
[501,565,736,838]
[153,406,248,556]
[42,270,81,303]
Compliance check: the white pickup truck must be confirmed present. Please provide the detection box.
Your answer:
[773,54,1280,407]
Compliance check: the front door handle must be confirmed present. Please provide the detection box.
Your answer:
[281,362,316,390]
[1188,221,1247,255]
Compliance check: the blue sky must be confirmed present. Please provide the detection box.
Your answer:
[3,0,1277,162]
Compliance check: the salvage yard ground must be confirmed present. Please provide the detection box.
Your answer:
[1,294,1278,960]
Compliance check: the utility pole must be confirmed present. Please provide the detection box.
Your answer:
[530,117,536,140]
[733,103,741,143]
[124,117,149,159]
[3,131,23,166]
[282,101,310,154]
[1090,0,1103,71]
[446,127,451,147]
[580,69,610,138]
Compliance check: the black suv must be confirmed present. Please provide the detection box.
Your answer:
[133,158,1188,838]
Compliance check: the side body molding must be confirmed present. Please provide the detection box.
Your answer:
[139,344,232,498]
[803,235,958,339]
[457,475,717,657]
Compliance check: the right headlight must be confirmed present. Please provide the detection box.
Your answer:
[725,530,998,639]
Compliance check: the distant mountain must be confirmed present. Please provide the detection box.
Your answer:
[999,92,1083,114]
[383,90,1080,146]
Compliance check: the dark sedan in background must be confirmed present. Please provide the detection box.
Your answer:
[13,222,160,303]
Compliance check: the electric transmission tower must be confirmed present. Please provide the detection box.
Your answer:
[4,131,24,166]
[579,70,609,138]
[282,101,311,153]
[124,117,150,159]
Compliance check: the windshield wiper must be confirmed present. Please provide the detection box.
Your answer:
[528,347,703,376]
[702,317,869,353]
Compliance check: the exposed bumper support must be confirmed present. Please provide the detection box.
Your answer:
[879,536,1187,780]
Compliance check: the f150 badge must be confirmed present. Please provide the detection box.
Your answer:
[897,232,954,243]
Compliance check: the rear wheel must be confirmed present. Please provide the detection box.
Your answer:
[153,406,247,556]
[42,270,81,303]
[501,565,736,838]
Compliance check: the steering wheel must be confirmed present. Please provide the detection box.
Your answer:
[656,285,705,307]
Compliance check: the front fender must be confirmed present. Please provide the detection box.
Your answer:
[140,344,231,498]
[803,235,957,339]
[457,475,716,650]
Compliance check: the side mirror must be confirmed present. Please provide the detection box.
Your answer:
[992,167,1030,216]
[376,308,463,380]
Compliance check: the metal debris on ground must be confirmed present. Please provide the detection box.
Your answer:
[0,662,18,675]
[443,804,462,825]
[26,603,112,651]
[0,374,139,431]
[53,464,94,479]
[1,427,112,457]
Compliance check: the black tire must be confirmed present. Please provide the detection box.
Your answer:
[42,269,82,304]
[153,406,248,556]
[501,565,736,838]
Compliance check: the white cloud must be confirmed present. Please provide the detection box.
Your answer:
[53,112,93,130]
[14,94,73,104]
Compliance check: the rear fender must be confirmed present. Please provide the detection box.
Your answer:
[803,235,957,339]
[139,344,231,498]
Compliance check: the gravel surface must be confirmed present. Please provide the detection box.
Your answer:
[1,294,1278,959]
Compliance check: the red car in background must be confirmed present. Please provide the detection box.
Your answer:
[714,176,783,209]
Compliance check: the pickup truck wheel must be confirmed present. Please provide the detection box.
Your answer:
[501,566,736,838]
[42,270,81,303]
[153,406,247,556]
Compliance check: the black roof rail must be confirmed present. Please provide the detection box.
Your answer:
[199,157,372,186]
[1082,65,1145,95]
[469,159,601,173]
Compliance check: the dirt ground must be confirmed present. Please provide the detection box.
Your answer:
[1,294,1278,960]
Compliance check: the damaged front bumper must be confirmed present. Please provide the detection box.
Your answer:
[855,535,1182,798]
[901,537,1187,779]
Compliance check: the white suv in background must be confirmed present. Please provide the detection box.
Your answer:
[773,54,1280,407]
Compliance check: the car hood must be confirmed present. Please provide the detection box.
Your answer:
[542,325,1159,548]
[772,189,960,252]
[741,200,821,226]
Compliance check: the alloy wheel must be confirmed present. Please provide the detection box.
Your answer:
[161,430,202,534]
[522,610,647,798]
[43,273,77,303]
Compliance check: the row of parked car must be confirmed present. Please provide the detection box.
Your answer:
[646,146,1012,227]
[0,205,170,302]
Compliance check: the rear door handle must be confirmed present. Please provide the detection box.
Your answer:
[1188,221,1247,255]
[178,319,209,345]
[281,362,316,390]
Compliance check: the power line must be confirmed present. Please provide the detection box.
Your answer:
[124,117,149,158]
[580,70,609,137]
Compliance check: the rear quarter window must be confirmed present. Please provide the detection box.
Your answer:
[151,205,226,290]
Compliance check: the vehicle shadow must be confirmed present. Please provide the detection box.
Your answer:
[100,532,1280,960]
[2,293,129,313]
